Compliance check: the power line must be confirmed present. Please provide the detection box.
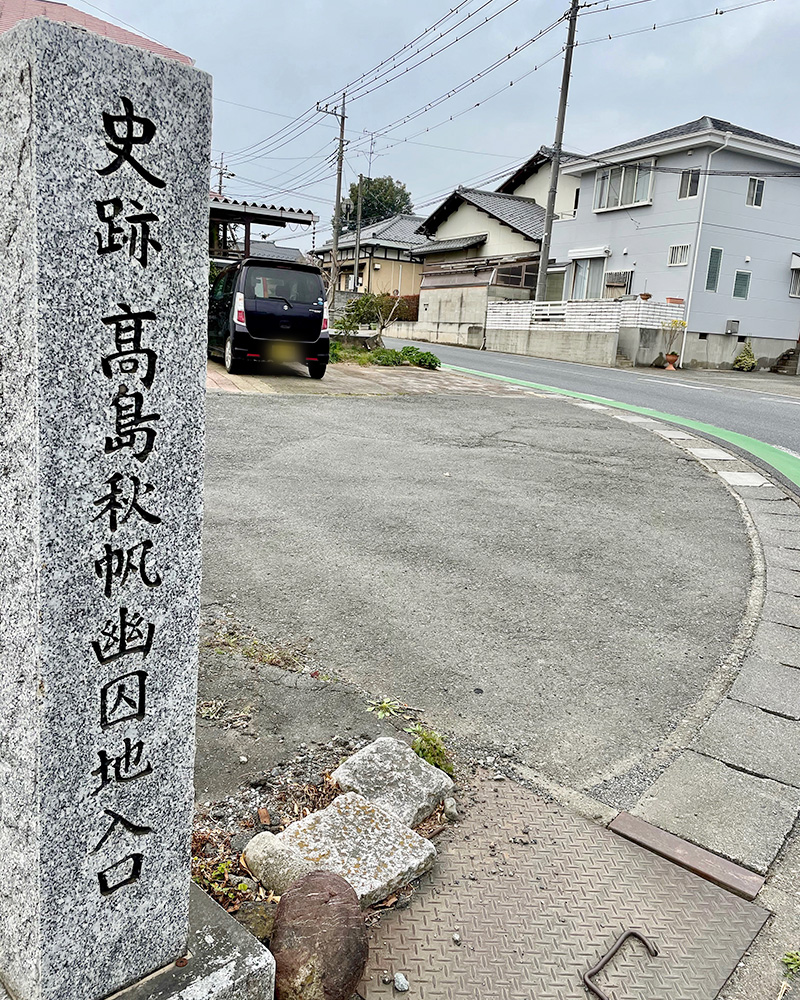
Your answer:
[224,0,492,162]
[344,0,528,105]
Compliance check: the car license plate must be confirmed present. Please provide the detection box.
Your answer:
[270,342,295,362]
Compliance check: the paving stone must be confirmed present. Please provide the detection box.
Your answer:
[735,485,790,501]
[688,447,736,460]
[762,545,800,571]
[277,793,436,907]
[694,699,800,786]
[331,737,453,827]
[762,592,800,629]
[653,428,695,440]
[636,751,800,873]
[746,498,800,518]
[244,831,316,895]
[750,621,800,668]
[718,471,770,487]
[730,659,800,720]
[767,565,800,596]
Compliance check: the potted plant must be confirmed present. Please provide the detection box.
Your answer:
[639,292,652,301]
[662,318,687,370]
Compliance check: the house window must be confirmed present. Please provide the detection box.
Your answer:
[668,244,690,266]
[790,269,800,297]
[733,270,751,299]
[706,247,723,292]
[545,270,566,300]
[678,169,700,199]
[746,177,765,207]
[571,257,605,299]
[604,270,633,298]
[593,159,654,211]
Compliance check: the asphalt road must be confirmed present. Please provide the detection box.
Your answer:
[385,337,800,460]
[202,390,750,797]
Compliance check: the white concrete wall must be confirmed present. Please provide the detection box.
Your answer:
[433,203,537,258]
[512,169,580,217]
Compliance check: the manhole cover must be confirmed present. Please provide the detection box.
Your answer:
[359,776,768,999]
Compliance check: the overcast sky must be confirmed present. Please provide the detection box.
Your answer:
[70,0,797,250]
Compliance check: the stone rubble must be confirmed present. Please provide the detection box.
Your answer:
[331,736,454,826]
[277,792,437,908]
[244,831,316,896]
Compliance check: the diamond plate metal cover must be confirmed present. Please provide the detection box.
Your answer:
[358,776,769,999]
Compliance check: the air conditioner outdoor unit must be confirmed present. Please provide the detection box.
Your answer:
[725,319,740,335]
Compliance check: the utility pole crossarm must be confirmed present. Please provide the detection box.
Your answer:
[534,0,580,302]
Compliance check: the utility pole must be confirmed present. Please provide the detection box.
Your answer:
[352,173,364,294]
[212,153,235,195]
[318,93,347,309]
[534,0,580,302]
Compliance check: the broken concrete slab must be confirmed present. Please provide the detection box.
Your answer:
[635,751,800,873]
[694,700,800,787]
[277,793,436,907]
[331,737,453,827]
[110,884,275,999]
[244,831,316,895]
[730,659,800,721]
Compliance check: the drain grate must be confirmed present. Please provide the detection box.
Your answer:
[359,776,769,999]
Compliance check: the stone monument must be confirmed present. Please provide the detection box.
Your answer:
[0,17,273,1000]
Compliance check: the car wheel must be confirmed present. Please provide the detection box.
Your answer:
[224,337,239,374]
[307,362,327,380]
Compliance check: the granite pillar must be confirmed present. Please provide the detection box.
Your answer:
[0,18,270,1000]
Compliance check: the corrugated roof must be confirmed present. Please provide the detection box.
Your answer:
[0,0,193,63]
[209,192,317,220]
[458,187,545,241]
[593,116,800,158]
[414,234,488,256]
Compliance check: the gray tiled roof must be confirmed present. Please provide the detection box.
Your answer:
[593,117,800,158]
[247,242,306,263]
[414,234,488,256]
[457,187,545,241]
[322,214,428,251]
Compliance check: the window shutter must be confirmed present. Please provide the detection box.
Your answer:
[733,271,751,299]
[706,248,723,292]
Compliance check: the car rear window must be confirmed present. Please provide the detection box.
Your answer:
[244,266,324,305]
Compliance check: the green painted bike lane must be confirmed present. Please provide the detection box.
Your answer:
[443,363,800,492]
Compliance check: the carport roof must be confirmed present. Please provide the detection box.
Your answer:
[209,193,318,228]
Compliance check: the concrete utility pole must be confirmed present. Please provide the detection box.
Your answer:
[212,153,235,195]
[318,93,347,309]
[352,173,364,293]
[534,0,580,302]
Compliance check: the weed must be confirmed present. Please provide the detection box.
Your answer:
[191,830,251,910]
[783,951,800,978]
[405,723,454,776]
[367,696,402,719]
[370,347,404,366]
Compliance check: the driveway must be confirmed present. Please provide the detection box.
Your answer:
[200,365,750,799]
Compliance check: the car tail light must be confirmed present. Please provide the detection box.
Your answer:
[322,303,329,331]
[235,292,247,327]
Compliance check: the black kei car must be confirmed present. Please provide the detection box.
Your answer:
[208,259,329,378]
